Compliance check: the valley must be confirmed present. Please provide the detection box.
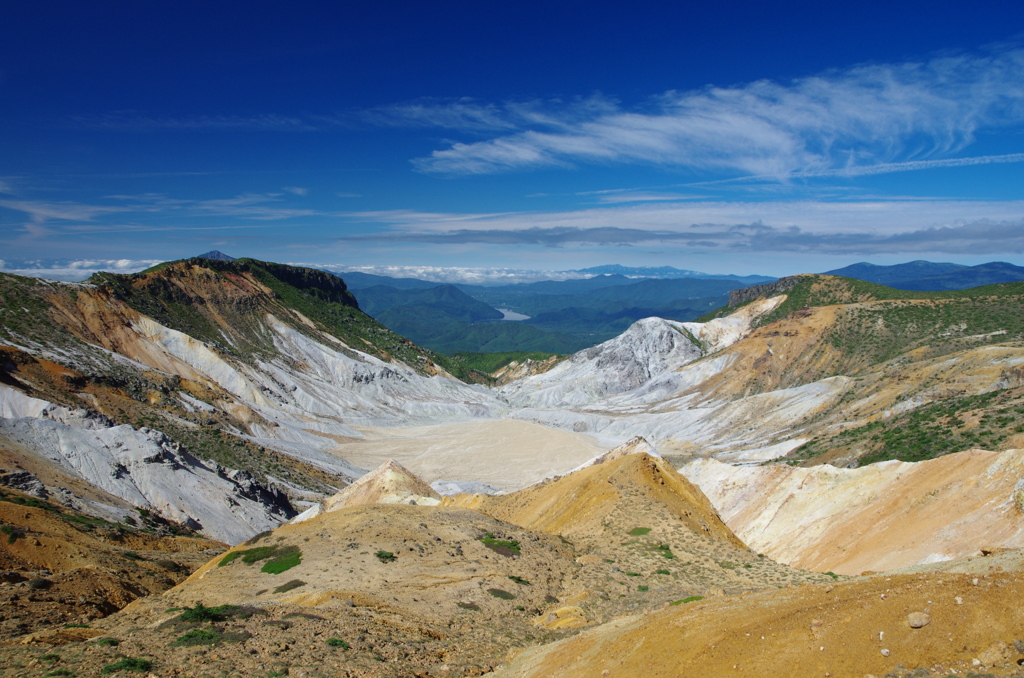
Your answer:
[2,257,1024,676]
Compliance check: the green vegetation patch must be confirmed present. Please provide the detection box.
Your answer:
[1,524,24,544]
[0,488,57,512]
[655,568,671,575]
[326,638,350,649]
[449,351,561,374]
[479,532,521,556]
[374,550,397,563]
[170,627,221,647]
[178,603,241,623]
[790,389,1024,466]
[670,596,704,605]
[101,657,153,674]
[655,543,675,559]
[508,575,531,585]
[218,544,301,574]
[487,588,516,600]
[457,602,481,611]
[637,585,649,592]
[628,527,651,536]
[272,579,306,594]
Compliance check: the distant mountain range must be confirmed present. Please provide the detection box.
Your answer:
[575,264,775,284]
[342,273,753,354]
[825,260,1024,291]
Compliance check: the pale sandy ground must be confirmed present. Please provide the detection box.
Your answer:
[329,418,606,491]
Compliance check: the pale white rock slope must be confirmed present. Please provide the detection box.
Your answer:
[498,296,839,459]
[0,384,292,544]
[74,310,504,479]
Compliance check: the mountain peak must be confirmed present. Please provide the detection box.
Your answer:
[195,250,236,261]
[321,459,441,513]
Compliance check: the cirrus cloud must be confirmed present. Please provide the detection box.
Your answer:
[411,46,1024,178]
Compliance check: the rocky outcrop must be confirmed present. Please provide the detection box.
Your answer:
[0,384,295,544]
[727,274,805,307]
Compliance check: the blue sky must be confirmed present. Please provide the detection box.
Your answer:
[2,1,1024,281]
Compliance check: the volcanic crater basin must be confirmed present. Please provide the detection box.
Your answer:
[327,419,608,492]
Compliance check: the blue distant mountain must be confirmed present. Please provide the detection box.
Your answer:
[330,271,443,290]
[577,264,775,285]
[826,261,1024,291]
[341,268,756,354]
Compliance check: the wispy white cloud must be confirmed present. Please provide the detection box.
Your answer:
[338,199,1024,255]
[0,258,161,282]
[587,191,708,204]
[790,152,1024,178]
[107,192,322,220]
[352,95,618,133]
[310,263,591,285]
[0,199,131,222]
[0,193,325,238]
[282,186,309,196]
[410,46,1024,177]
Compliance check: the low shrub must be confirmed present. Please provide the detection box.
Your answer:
[479,533,520,556]
[1,524,25,544]
[326,638,349,649]
[101,657,152,674]
[178,603,239,623]
[273,579,306,594]
[171,627,220,647]
[374,550,396,563]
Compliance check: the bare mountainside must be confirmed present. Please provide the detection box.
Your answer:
[4,262,1024,676]
[502,275,1024,466]
[684,448,1024,575]
[0,443,832,677]
[0,260,513,543]
[0,484,223,639]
